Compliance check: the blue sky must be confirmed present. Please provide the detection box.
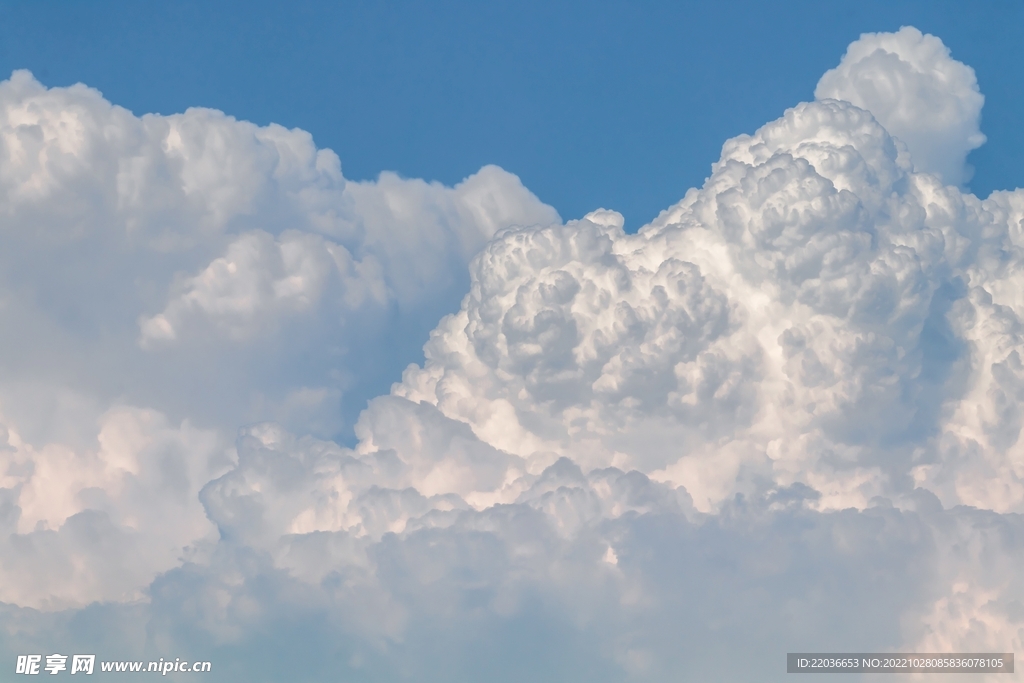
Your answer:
[2,0,1020,230]
[3,4,1024,682]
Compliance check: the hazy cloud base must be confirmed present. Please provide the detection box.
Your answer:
[2,26,1023,682]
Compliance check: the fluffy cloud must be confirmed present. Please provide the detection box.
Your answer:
[0,70,556,610]
[2,27,1024,683]
[0,406,228,609]
[815,26,986,187]
[0,69,557,440]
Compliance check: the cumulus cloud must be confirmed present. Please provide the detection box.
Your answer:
[815,25,986,187]
[0,69,556,436]
[2,26,1024,683]
[0,69,555,609]
[0,406,229,609]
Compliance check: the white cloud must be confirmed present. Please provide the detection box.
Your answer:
[138,229,385,344]
[0,68,555,608]
[0,69,557,439]
[0,405,229,609]
[2,27,1024,683]
[815,26,986,187]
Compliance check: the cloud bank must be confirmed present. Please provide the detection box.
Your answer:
[0,69,556,610]
[2,27,1023,682]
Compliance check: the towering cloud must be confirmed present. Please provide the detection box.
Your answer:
[815,26,986,186]
[1,27,1022,682]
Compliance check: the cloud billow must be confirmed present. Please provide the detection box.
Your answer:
[815,26,986,187]
[2,27,1023,682]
